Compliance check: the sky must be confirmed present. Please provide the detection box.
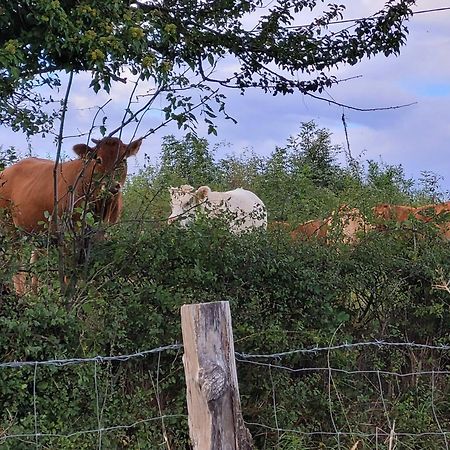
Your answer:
[2,0,450,193]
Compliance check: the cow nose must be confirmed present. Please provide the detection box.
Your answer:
[109,182,122,194]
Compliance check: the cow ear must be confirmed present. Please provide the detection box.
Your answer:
[126,138,143,157]
[195,186,210,201]
[181,184,194,193]
[73,144,92,158]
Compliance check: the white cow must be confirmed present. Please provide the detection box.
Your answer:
[168,185,267,233]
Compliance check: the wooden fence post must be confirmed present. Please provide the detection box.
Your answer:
[181,301,253,450]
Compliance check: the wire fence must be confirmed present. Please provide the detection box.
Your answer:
[237,340,450,450]
[1,340,449,449]
[0,343,186,449]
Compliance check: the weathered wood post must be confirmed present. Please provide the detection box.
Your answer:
[181,301,253,450]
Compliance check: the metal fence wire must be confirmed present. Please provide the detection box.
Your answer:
[0,340,449,449]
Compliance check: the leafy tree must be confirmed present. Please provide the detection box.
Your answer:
[259,146,290,207]
[159,133,221,186]
[418,170,446,203]
[287,120,343,188]
[253,121,346,221]
[218,149,265,190]
[365,159,414,203]
[0,146,18,170]
[0,0,416,134]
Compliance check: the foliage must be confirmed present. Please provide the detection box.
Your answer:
[418,170,447,203]
[287,120,343,188]
[1,221,449,449]
[159,133,221,187]
[0,0,417,134]
[366,159,414,201]
[1,123,449,448]
[0,146,18,170]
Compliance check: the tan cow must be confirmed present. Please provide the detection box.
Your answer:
[291,206,372,244]
[290,218,329,241]
[415,201,450,240]
[329,206,373,244]
[415,201,450,220]
[372,202,450,240]
[0,136,143,293]
[372,203,417,223]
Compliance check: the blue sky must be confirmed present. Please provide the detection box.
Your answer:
[2,0,450,194]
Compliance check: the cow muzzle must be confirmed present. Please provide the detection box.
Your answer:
[109,182,122,195]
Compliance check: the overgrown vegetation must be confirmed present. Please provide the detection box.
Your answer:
[1,122,449,449]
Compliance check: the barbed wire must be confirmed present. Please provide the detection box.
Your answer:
[236,358,450,377]
[245,422,450,438]
[1,340,447,369]
[0,342,185,447]
[236,340,450,360]
[249,423,450,438]
[0,343,182,369]
[239,340,450,448]
[236,357,450,377]
[1,339,449,447]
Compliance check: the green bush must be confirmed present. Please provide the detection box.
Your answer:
[1,220,448,449]
[1,126,449,448]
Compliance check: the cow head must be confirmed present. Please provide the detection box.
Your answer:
[167,185,213,227]
[72,137,142,224]
[167,185,196,227]
[372,204,391,221]
[73,137,142,196]
[195,186,211,202]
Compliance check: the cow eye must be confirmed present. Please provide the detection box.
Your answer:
[96,157,103,164]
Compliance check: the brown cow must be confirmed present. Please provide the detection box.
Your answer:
[291,206,372,244]
[329,206,373,244]
[373,201,450,240]
[372,203,417,223]
[415,201,450,240]
[290,218,330,241]
[414,201,450,220]
[0,136,143,293]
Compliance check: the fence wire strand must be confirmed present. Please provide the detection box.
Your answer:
[244,422,450,438]
[1,340,448,447]
[0,342,185,446]
[238,340,450,449]
[0,415,187,443]
[236,340,450,360]
[0,343,183,369]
